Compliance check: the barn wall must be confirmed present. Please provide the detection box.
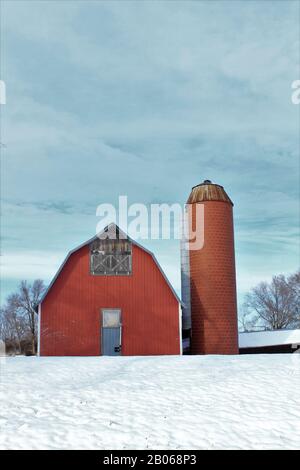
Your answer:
[40,244,180,356]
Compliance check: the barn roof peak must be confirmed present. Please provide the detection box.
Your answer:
[39,223,182,306]
[96,222,129,240]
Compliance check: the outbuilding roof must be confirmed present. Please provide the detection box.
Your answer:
[39,223,182,306]
[239,329,300,348]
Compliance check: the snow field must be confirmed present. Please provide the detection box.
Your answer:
[0,354,300,449]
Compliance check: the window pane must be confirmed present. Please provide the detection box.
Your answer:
[102,309,121,328]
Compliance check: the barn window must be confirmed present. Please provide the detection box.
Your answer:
[102,309,121,328]
[90,236,132,275]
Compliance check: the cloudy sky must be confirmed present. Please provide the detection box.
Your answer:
[1,0,299,308]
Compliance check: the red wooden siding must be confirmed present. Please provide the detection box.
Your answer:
[40,244,180,356]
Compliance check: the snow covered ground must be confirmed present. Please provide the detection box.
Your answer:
[1,355,300,450]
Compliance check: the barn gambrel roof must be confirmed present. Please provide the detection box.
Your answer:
[39,223,182,306]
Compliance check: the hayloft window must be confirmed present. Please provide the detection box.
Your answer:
[90,237,132,275]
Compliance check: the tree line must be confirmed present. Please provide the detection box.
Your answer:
[0,280,45,355]
[0,270,299,355]
[239,270,300,331]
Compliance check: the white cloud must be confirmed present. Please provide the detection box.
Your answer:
[0,251,65,281]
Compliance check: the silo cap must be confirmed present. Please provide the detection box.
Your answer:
[188,180,233,205]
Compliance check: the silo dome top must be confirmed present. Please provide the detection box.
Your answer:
[187,180,233,205]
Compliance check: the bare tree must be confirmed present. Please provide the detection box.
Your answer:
[286,271,300,323]
[1,280,46,355]
[238,304,257,332]
[243,271,300,331]
[13,280,46,354]
[0,303,26,353]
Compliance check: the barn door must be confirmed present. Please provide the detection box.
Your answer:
[101,309,121,356]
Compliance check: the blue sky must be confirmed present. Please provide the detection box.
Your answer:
[1,0,299,308]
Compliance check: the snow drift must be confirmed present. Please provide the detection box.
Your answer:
[0,355,299,449]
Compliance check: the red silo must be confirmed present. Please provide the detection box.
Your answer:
[182,180,239,355]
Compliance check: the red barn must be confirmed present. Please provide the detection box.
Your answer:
[38,224,182,356]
